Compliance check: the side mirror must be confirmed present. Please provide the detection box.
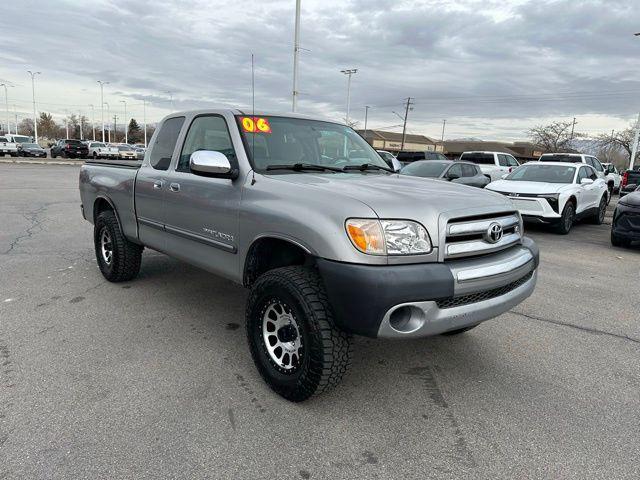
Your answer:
[501,173,509,179]
[447,172,460,180]
[580,178,594,185]
[190,150,237,179]
[390,157,402,172]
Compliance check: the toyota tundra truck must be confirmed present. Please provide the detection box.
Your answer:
[79,110,539,402]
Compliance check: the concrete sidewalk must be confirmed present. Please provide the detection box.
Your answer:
[0,158,82,166]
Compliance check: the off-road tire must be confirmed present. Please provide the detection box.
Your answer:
[556,202,575,235]
[51,151,57,158]
[441,325,478,336]
[94,210,143,282]
[246,266,352,402]
[591,195,607,225]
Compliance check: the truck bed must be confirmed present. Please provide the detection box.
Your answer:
[84,159,142,169]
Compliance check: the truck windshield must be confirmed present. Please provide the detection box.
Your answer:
[12,136,31,143]
[237,116,388,172]
[506,164,576,183]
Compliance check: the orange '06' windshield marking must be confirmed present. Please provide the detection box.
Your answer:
[240,117,272,133]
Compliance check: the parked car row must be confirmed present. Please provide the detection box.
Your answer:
[50,139,147,160]
[380,148,638,246]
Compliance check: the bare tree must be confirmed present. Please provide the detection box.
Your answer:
[596,125,636,170]
[18,118,34,136]
[528,121,581,152]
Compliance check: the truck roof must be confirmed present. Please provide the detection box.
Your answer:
[163,109,342,126]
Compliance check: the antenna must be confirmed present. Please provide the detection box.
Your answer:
[251,53,256,185]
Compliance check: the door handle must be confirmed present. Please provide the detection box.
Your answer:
[153,180,164,189]
[169,182,181,192]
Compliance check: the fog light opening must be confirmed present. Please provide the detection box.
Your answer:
[388,305,425,333]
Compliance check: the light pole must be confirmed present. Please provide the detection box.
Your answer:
[363,105,370,139]
[0,83,11,135]
[143,99,147,147]
[89,104,96,141]
[120,100,128,143]
[104,102,111,142]
[441,119,446,141]
[97,80,109,142]
[78,110,84,140]
[340,69,357,125]
[292,0,301,112]
[27,71,41,142]
[165,91,174,110]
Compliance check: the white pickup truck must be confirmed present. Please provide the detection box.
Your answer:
[88,142,119,160]
[459,151,520,181]
[0,136,19,157]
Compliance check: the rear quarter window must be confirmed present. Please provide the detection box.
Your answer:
[460,153,495,165]
[149,117,185,170]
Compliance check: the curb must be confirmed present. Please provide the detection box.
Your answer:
[0,159,81,166]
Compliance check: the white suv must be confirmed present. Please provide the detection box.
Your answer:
[538,153,606,179]
[487,162,609,234]
[602,163,621,194]
[458,151,520,181]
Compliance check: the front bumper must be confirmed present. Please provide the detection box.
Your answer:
[612,204,640,240]
[317,237,539,338]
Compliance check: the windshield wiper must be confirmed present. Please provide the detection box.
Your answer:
[266,163,343,172]
[342,163,394,173]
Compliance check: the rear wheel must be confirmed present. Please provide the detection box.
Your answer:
[556,202,575,234]
[591,195,607,224]
[94,210,143,282]
[246,266,352,402]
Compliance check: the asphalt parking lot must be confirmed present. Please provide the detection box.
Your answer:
[1,164,639,479]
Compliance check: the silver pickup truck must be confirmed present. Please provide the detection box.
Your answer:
[79,109,539,401]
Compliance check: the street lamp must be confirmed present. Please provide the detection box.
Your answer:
[97,80,109,142]
[0,83,13,135]
[630,34,640,170]
[103,102,111,142]
[292,0,301,112]
[340,69,357,125]
[119,100,128,143]
[143,99,147,147]
[89,104,96,141]
[27,71,41,142]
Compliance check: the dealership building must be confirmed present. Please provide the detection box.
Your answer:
[357,130,443,154]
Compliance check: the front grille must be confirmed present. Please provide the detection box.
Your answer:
[436,270,534,309]
[444,212,521,259]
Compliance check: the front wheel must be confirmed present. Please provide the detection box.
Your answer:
[94,210,143,282]
[611,230,630,248]
[246,266,352,402]
[556,202,575,234]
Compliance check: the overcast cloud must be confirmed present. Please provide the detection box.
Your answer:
[1,0,639,140]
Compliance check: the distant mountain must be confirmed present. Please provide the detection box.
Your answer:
[448,137,484,142]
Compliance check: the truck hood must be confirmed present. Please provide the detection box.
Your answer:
[487,180,567,194]
[268,172,514,240]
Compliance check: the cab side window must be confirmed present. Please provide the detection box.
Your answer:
[577,167,588,183]
[497,154,509,167]
[590,157,603,172]
[177,115,237,173]
[447,163,463,178]
[461,164,477,177]
[149,116,185,171]
[507,155,519,167]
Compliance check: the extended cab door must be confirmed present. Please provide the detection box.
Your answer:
[135,116,185,251]
[161,114,242,280]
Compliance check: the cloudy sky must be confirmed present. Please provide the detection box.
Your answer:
[1,0,639,140]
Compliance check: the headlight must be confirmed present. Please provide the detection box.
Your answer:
[345,219,432,255]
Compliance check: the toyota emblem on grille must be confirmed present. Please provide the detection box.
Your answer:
[486,222,503,243]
